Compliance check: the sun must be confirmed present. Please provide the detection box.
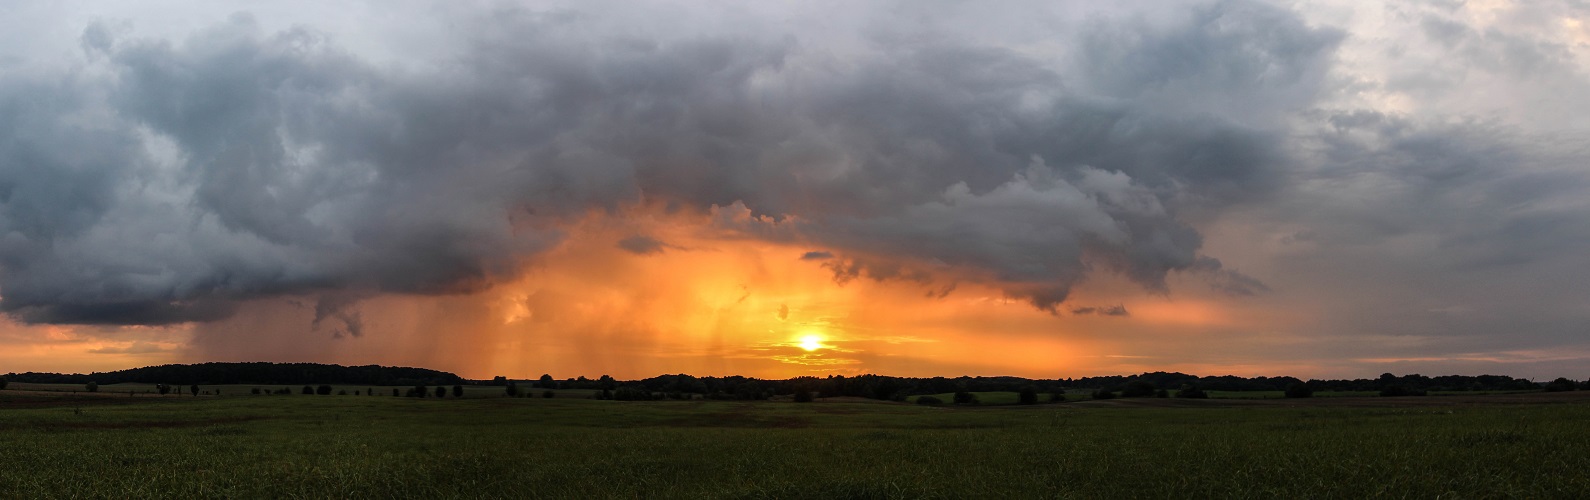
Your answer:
[797,334,825,352]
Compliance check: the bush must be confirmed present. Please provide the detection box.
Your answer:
[453,385,464,398]
[953,391,978,405]
[1154,389,1169,398]
[1175,385,1208,399]
[793,390,814,403]
[1091,390,1116,400]
[391,388,400,397]
[1018,386,1039,405]
[190,385,200,396]
[158,384,172,395]
[434,386,447,398]
[338,390,348,396]
[1049,390,1066,403]
[613,386,655,401]
[916,395,943,406]
[250,387,261,395]
[85,381,98,392]
[542,390,555,399]
[0,376,7,390]
[505,381,519,397]
[1285,383,1314,398]
[302,386,314,395]
[1543,378,1577,392]
[316,385,332,395]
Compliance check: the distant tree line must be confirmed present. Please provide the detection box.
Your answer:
[563,371,1565,402]
[9,363,1580,404]
[2,362,463,386]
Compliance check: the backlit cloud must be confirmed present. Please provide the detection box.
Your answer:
[0,0,1587,379]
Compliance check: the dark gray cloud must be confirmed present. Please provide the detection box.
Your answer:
[1071,305,1130,317]
[0,2,1320,324]
[798,251,834,261]
[616,236,669,256]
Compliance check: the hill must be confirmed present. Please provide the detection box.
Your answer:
[3,362,463,386]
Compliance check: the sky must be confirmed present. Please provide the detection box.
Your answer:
[0,0,1587,381]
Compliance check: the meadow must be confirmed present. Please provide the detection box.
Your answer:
[2,387,1588,498]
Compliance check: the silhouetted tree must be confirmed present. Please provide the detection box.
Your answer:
[453,385,464,398]
[302,385,314,395]
[598,375,617,390]
[85,381,98,392]
[190,384,200,396]
[316,385,332,395]
[0,376,7,390]
[542,390,554,398]
[1544,378,1577,392]
[413,384,428,398]
[429,386,442,398]
[158,384,172,395]
[505,381,519,397]
[1285,383,1315,398]
[391,388,400,397]
[1120,380,1156,398]
[538,374,556,389]
[490,376,507,386]
[953,391,978,405]
[1175,385,1208,399]
[1018,386,1039,405]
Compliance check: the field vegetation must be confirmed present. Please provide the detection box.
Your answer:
[3,386,1589,498]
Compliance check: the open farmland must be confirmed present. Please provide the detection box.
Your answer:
[3,389,1588,498]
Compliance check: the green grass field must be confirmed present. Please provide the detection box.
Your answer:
[3,388,1589,498]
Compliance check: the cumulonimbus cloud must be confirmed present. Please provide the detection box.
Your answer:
[0,1,1338,325]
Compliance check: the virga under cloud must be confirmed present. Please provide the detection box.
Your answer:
[0,0,1587,379]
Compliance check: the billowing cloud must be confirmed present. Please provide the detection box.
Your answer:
[0,2,1310,325]
[1,1,1588,380]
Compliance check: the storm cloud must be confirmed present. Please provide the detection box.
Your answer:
[0,1,1303,324]
[1,0,1587,377]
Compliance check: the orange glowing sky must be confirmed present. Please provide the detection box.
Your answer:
[0,205,1556,381]
[0,207,1262,379]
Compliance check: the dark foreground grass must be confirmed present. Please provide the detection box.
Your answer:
[2,393,1588,498]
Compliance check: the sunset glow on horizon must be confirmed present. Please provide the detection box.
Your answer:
[2,1,1589,382]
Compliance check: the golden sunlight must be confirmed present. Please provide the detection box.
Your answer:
[797,333,825,352]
